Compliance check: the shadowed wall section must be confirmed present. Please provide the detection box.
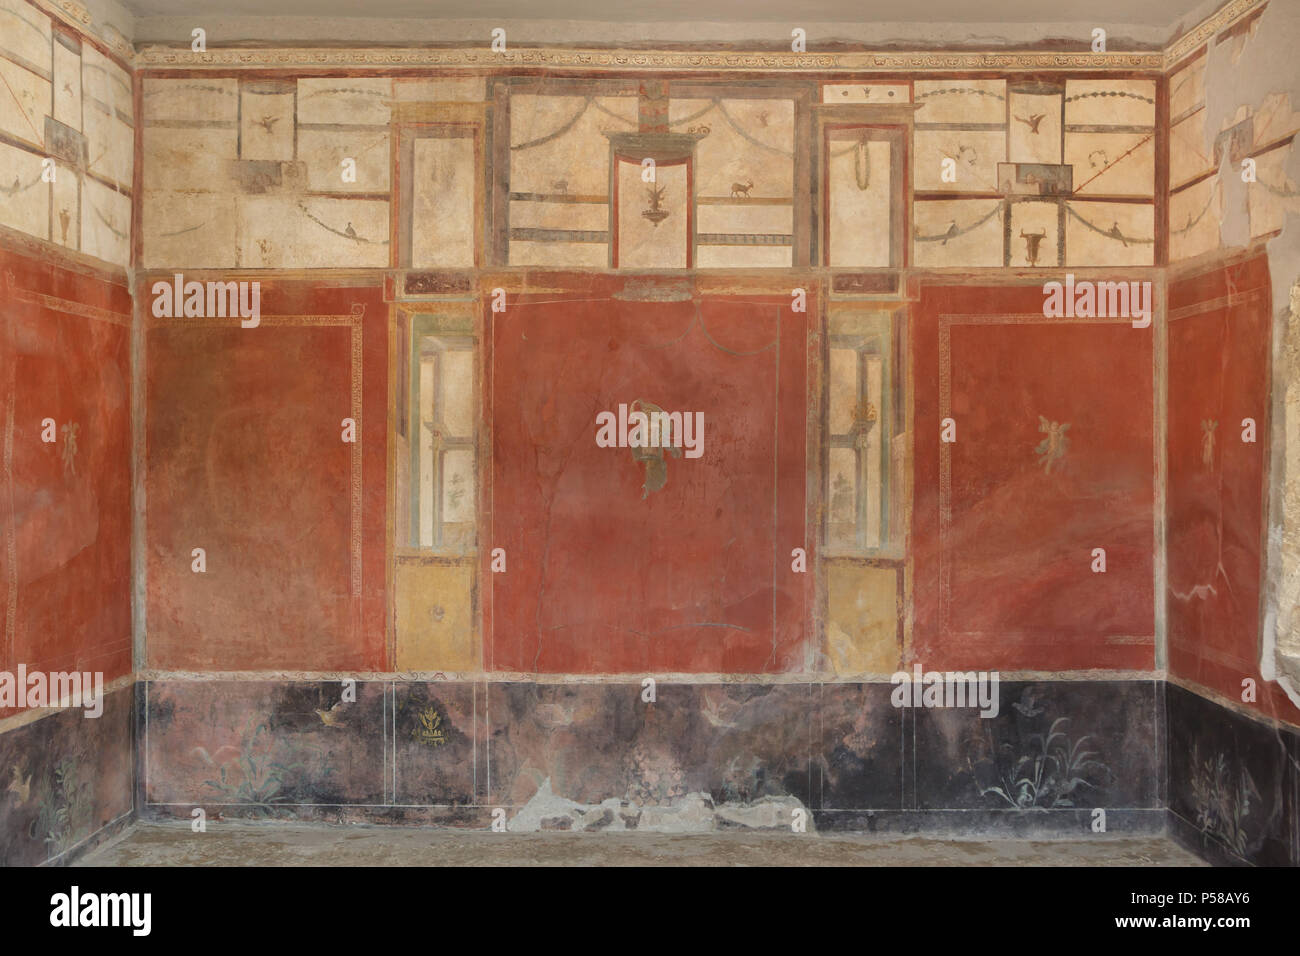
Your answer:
[1165,252,1293,719]
[1164,251,1300,866]
[0,240,134,863]
[0,0,137,863]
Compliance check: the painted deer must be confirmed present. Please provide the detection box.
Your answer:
[730,179,754,199]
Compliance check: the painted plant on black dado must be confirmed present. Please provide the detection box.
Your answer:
[964,687,1112,809]
[1188,743,1261,858]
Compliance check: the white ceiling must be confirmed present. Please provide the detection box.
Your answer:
[120,0,1209,25]
[118,0,1230,47]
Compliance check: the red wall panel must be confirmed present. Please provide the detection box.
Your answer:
[1166,253,1300,723]
[145,280,387,671]
[485,280,811,673]
[0,244,132,717]
[912,282,1156,670]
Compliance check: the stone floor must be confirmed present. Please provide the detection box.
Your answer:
[76,822,1206,866]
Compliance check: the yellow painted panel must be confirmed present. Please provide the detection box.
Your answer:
[395,560,477,671]
[826,564,898,674]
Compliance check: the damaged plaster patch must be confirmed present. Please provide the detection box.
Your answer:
[506,778,813,834]
[1270,279,1300,708]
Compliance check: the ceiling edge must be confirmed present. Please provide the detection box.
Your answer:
[36,0,1265,74]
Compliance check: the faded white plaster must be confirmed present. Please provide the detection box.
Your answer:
[507,778,813,834]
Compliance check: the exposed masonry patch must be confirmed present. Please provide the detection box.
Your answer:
[507,778,812,834]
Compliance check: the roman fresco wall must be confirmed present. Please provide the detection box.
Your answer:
[1166,253,1284,715]
[0,0,1291,854]
[1164,251,1300,866]
[0,0,136,864]
[1164,6,1300,720]
[130,59,1178,835]
[1160,2,1300,866]
[0,0,133,268]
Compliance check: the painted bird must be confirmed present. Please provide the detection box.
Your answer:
[700,692,737,729]
[344,221,358,239]
[315,700,345,726]
[941,220,959,245]
[1015,113,1047,134]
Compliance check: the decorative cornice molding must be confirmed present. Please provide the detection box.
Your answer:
[111,0,1278,76]
[1165,0,1264,68]
[134,46,1167,73]
[51,0,91,26]
[28,0,135,66]
[102,23,133,61]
